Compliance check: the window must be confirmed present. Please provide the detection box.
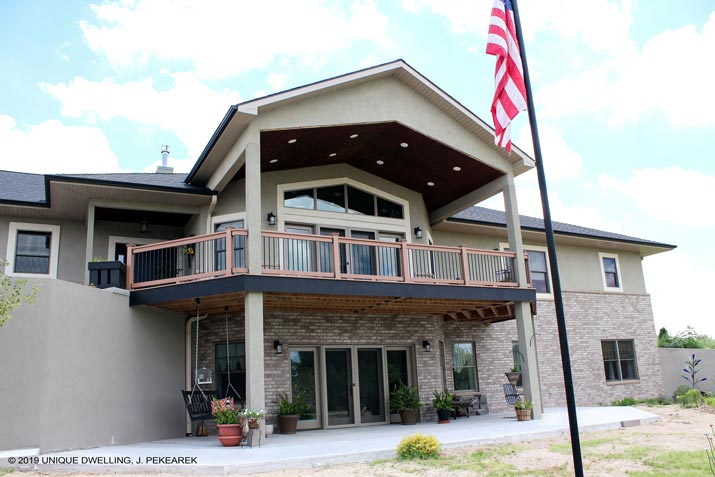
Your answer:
[283,184,404,219]
[215,341,246,401]
[511,340,523,386]
[527,250,550,294]
[451,343,479,391]
[601,340,638,382]
[6,222,61,278]
[598,252,623,291]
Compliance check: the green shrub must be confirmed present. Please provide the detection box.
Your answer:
[396,433,441,460]
[704,396,715,409]
[676,389,704,408]
[639,396,674,405]
[674,384,691,399]
[611,397,637,406]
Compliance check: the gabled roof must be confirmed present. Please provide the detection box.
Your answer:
[0,170,212,207]
[450,206,676,251]
[185,59,534,184]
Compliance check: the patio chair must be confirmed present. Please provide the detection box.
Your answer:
[503,383,520,406]
[181,390,216,436]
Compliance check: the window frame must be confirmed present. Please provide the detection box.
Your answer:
[601,339,639,382]
[499,242,553,299]
[598,252,623,292]
[450,342,479,392]
[6,222,61,278]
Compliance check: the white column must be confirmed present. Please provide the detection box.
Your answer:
[84,202,95,285]
[245,141,262,274]
[503,173,543,418]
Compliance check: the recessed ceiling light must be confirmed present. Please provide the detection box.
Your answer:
[427,181,435,187]
[329,152,337,157]
[288,138,297,144]
[400,142,409,148]
[270,159,278,164]
[453,166,462,172]
[350,134,359,139]
[376,160,384,165]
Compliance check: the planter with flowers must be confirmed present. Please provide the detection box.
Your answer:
[211,397,243,446]
[514,398,533,421]
[242,408,265,430]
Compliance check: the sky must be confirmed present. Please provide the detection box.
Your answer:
[0,0,713,336]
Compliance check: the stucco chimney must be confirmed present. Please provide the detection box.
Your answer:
[156,145,174,173]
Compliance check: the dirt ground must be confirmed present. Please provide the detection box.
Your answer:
[9,405,715,477]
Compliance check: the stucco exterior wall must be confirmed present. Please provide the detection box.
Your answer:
[0,279,186,452]
[92,220,187,260]
[659,348,715,397]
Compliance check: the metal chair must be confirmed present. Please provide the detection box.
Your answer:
[503,383,520,406]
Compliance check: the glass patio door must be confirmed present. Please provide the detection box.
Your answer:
[290,347,321,429]
[323,346,389,428]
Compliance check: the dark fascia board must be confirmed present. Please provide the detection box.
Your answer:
[45,175,215,197]
[0,198,49,208]
[129,274,536,307]
[446,217,677,251]
[185,105,238,184]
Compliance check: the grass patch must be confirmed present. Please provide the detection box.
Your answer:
[0,469,16,476]
[602,445,657,461]
[611,396,675,406]
[628,450,711,476]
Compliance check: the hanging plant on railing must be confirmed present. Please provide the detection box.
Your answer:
[183,245,195,255]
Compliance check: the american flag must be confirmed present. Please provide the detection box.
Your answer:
[486,0,526,152]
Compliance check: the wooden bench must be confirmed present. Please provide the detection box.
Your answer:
[452,393,483,418]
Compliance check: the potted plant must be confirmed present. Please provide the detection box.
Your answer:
[211,397,243,446]
[241,408,265,430]
[505,366,521,386]
[389,384,423,425]
[514,398,533,421]
[277,394,299,434]
[432,390,454,424]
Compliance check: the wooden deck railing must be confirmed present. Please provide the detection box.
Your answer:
[127,229,528,290]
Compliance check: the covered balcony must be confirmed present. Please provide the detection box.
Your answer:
[125,229,535,321]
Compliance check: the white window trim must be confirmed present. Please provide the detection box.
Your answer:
[598,252,623,292]
[211,212,246,232]
[107,235,163,262]
[499,242,553,299]
[6,222,61,279]
[277,177,411,238]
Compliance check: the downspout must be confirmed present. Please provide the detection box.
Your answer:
[205,195,218,234]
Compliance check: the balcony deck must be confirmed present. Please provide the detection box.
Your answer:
[126,229,534,319]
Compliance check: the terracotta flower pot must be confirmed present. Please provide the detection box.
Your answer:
[217,423,243,447]
[248,418,260,429]
[505,372,521,386]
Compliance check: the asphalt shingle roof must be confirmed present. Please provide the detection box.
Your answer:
[54,173,211,193]
[451,206,675,249]
[0,171,47,204]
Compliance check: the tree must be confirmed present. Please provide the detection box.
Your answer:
[658,326,715,349]
[0,259,40,327]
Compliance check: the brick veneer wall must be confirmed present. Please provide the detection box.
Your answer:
[189,290,664,424]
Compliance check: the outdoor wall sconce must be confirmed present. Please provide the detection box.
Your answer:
[139,220,149,233]
[413,226,423,239]
[267,212,277,226]
[273,340,283,354]
[422,339,431,352]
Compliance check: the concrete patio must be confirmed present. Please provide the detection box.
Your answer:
[6,406,660,475]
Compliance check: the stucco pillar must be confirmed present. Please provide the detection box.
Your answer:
[245,141,262,274]
[84,202,95,284]
[503,173,543,418]
[244,291,265,442]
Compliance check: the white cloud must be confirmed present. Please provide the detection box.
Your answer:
[0,115,122,174]
[599,167,715,227]
[80,0,393,80]
[267,73,288,92]
[514,123,582,181]
[644,249,715,336]
[537,12,715,127]
[402,0,635,56]
[40,72,240,158]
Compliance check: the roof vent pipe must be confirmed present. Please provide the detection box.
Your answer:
[156,145,174,174]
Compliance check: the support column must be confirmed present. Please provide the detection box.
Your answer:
[244,291,265,443]
[245,141,262,274]
[503,173,543,418]
[84,202,95,285]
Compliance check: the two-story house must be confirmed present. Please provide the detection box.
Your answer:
[0,60,673,453]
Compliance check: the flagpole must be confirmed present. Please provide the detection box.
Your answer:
[508,0,584,475]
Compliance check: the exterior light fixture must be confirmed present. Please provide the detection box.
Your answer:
[274,340,283,354]
[267,212,277,226]
[413,226,423,239]
[140,220,149,233]
[422,339,431,352]
[400,142,409,148]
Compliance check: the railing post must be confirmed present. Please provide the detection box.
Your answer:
[331,234,341,279]
[400,240,410,282]
[460,245,470,285]
[225,228,234,276]
[126,244,134,290]
[523,252,531,286]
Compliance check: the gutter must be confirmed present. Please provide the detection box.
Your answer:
[185,105,238,184]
